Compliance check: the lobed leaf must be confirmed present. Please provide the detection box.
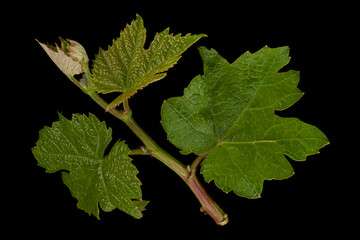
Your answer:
[90,14,206,110]
[161,46,329,199]
[32,113,148,219]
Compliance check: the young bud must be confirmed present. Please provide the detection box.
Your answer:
[60,37,89,64]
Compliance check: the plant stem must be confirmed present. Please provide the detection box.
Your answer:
[122,112,189,178]
[87,92,125,120]
[190,153,209,173]
[186,172,229,226]
[123,112,228,225]
[86,94,228,225]
[129,147,148,155]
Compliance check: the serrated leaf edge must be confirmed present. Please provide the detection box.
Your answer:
[32,112,148,219]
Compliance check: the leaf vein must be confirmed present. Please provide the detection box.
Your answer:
[220,52,282,142]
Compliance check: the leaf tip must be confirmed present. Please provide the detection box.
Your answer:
[134,13,144,25]
[57,111,65,120]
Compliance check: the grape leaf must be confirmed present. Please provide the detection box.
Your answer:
[32,113,148,219]
[90,14,206,110]
[37,38,90,89]
[37,39,83,79]
[161,46,329,199]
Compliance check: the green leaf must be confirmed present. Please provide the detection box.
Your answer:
[90,14,206,110]
[32,113,148,219]
[161,46,329,199]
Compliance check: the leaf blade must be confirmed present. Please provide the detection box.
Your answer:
[37,40,83,79]
[161,46,329,198]
[90,15,205,108]
[32,113,147,219]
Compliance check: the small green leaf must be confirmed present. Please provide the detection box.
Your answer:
[91,14,206,110]
[32,113,148,219]
[161,46,329,199]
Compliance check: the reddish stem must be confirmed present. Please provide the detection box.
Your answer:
[185,172,228,226]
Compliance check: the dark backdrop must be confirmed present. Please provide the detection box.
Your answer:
[6,1,353,238]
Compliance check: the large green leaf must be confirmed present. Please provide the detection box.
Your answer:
[90,14,206,110]
[161,46,329,199]
[32,113,148,219]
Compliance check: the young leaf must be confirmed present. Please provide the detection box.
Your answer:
[37,40,83,79]
[37,38,90,89]
[161,46,329,199]
[32,113,148,219]
[91,14,206,110]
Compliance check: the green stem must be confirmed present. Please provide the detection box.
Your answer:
[190,153,209,173]
[88,92,125,120]
[121,107,188,178]
[129,147,148,155]
[86,94,228,225]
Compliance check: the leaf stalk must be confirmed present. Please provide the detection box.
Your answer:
[129,147,149,155]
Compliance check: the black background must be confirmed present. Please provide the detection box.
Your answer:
[6,1,355,238]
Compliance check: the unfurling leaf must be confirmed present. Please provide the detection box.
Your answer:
[37,38,90,89]
[161,46,329,199]
[90,14,206,110]
[60,37,89,65]
[37,39,83,79]
[32,113,148,219]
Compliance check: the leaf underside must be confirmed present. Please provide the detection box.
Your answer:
[161,46,329,199]
[90,14,206,110]
[32,113,148,219]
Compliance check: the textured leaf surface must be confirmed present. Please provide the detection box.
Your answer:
[161,46,329,198]
[37,40,83,78]
[32,113,147,219]
[91,14,205,109]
